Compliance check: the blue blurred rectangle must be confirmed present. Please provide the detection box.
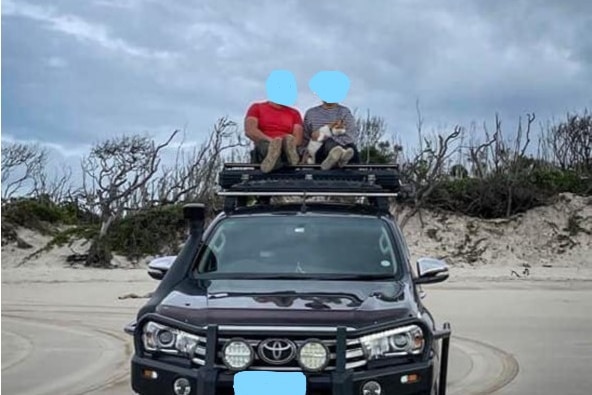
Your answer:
[234,371,306,395]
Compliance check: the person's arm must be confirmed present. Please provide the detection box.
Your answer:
[303,110,322,141]
[245,117,271,143]
[244,104,271,143]
[342,108,358,141]
[292,124,304,145]
[292,110,304,146]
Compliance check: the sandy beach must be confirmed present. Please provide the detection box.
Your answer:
[2,193,592,394]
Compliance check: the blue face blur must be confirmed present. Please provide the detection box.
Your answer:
[266,70,297,106]
[309,70,350,103]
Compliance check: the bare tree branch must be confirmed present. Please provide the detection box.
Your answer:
[1,142,48,199]
[80,129,179,267]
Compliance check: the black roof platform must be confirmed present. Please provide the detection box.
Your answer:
[217,163,401,213]
[218,163,401,192]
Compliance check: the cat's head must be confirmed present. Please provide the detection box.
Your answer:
[331,119,346,135]
[330,119,346,129]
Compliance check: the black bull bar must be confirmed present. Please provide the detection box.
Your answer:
[195,323,452,395]
[130,314,452,395]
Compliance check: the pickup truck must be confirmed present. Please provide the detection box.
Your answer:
[125,163,451,395]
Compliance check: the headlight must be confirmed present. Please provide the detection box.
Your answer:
[142,321,203,357]
[359,325,424,360]
[297,340,329,372]
[222,339,254,370]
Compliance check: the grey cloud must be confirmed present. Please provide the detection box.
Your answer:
[2,0,592,164]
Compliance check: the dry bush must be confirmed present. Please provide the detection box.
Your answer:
[78,118,247,267]
[1,142,48,199]
[422,110,592,219]
[545,110,591,174]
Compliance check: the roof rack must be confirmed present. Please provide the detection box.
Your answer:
[217,162,401,213]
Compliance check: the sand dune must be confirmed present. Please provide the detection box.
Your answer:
[2,192,591,282]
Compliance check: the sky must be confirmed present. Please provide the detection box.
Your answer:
[2,0,592,174]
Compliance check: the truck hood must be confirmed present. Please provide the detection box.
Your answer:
[155,278,417,328]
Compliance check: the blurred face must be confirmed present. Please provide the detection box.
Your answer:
[266,70,297,106]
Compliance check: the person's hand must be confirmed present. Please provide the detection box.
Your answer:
[329,120,340,129]
[311,130,320,140]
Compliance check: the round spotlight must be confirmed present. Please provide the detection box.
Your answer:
[173,377,191,395]
[362,380,382,395]
[222,339,254,370]
[297,340,329,372]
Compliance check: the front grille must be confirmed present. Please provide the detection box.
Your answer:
[191,330,366,371]
[210,332,366,371]
[188,336,208,365]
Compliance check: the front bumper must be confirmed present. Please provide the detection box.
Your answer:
[129,319,451,395]
[132,356,435,395]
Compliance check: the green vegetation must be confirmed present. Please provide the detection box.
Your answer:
[1,195,97,236]
[107,205,186,262]
[1,198,190,265]
[424,168,591,218]
[2,109,590,266]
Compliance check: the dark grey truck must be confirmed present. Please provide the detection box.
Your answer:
[125,163,451,395]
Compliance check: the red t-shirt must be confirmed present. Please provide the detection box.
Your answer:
[246,102,303,139]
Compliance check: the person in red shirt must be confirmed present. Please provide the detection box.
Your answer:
[245,100,303,173]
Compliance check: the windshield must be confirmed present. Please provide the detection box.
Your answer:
[194,214,401,279]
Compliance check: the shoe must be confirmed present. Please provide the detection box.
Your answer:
[260,138,282,173]
[283,135,300,166]
[321,146,344,170]
[338,148,355,167]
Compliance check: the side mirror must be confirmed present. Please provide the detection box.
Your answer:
[414,257,449,284]
[147,255,177,280]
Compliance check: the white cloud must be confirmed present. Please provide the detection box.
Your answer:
[92,0,144,9]
[46,56,68,68]
[3,0,175,60]
[1,133,90,159]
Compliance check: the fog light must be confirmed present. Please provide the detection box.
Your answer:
[142,369,158,379]
[401,373,420,384]
[173,377,191,395]
[222,339,254,370]
[297,341,329,371]
[362,380,382,395]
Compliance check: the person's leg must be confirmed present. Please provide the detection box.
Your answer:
[253,140,268,163]
[338,144,359,167]
[314,138,334,164]
[282,135,300,166]
[255,138,283,173]
[317,139,345,170]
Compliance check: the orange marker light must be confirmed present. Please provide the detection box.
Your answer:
[400,373,420,384]
[142,369,158,379]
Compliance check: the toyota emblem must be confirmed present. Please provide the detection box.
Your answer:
[258,339,296,365]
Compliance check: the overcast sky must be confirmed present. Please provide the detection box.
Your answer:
[2,0,592,168]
